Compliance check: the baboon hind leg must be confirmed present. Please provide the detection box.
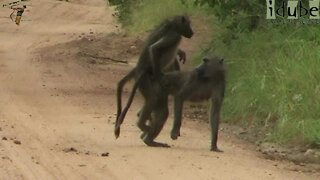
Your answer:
[142,98,169,147]
[136,77,155,133]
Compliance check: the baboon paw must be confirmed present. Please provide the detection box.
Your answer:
[144,140,170,148]
[210,147,223,152]
[170,131,180,140]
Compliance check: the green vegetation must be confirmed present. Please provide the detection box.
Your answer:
[107,0,320,147]
[214,27,320,146]
[108,0,200,33]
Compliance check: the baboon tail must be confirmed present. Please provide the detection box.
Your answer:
[116,69,135,120]
[115,69,135,138]
[115,70,145,138]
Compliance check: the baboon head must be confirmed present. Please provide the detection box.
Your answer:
[196,56,225,79]
[171,15,194,39]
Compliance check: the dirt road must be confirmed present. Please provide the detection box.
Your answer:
[0,0,319,179]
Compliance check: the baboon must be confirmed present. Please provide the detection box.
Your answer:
[161,55,226,152]
[115,15,193,146]
[117,56,226,151]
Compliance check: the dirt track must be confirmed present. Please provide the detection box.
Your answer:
[0,0,319,179]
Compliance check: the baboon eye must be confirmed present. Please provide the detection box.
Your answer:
[203,58,209,63]
[219,58,224,64]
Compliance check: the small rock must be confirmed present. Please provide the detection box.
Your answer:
[79,164,86,167]
[89,31,93,34]
[2,137,7,140]
[63,147,77,153]
[239,131,248,135]
[101,152,109,157]
[13,140,21,145]
[304,149,315,156]
[2,156,12,162]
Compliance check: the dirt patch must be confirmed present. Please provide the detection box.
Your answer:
[257,142,320,165]
[63,147,78,153]
[37,32,143,66]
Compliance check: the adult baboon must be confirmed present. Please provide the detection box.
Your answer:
[162,55,226,152]
[115,15,193,147]
[117,56,226,151]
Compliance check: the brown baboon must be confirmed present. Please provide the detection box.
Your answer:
[117,56,226,151]
[115,15,193,147]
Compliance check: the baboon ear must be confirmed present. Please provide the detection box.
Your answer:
[181,16,186,23]
[203,58,209,63]
[219,58,224,64]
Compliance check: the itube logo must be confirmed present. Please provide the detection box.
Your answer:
[266,0,320,19]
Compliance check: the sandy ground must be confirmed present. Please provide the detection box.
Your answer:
[0,0,319,179]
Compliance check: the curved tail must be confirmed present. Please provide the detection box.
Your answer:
[116,69,135,121]
[115,69,145,138]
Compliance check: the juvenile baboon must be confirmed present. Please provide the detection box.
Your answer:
[117,56,226,151]
[115,15,193,146]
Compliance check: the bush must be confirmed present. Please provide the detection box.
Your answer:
[107,0,139,24]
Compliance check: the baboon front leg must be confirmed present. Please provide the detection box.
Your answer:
[210,97,223,152]
[171,97,183,140]
[171,85,192,140]
[177,49,186,64]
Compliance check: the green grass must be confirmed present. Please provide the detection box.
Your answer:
[123,0,200,33]
[113,0,320,147]
[210,26,320,146]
